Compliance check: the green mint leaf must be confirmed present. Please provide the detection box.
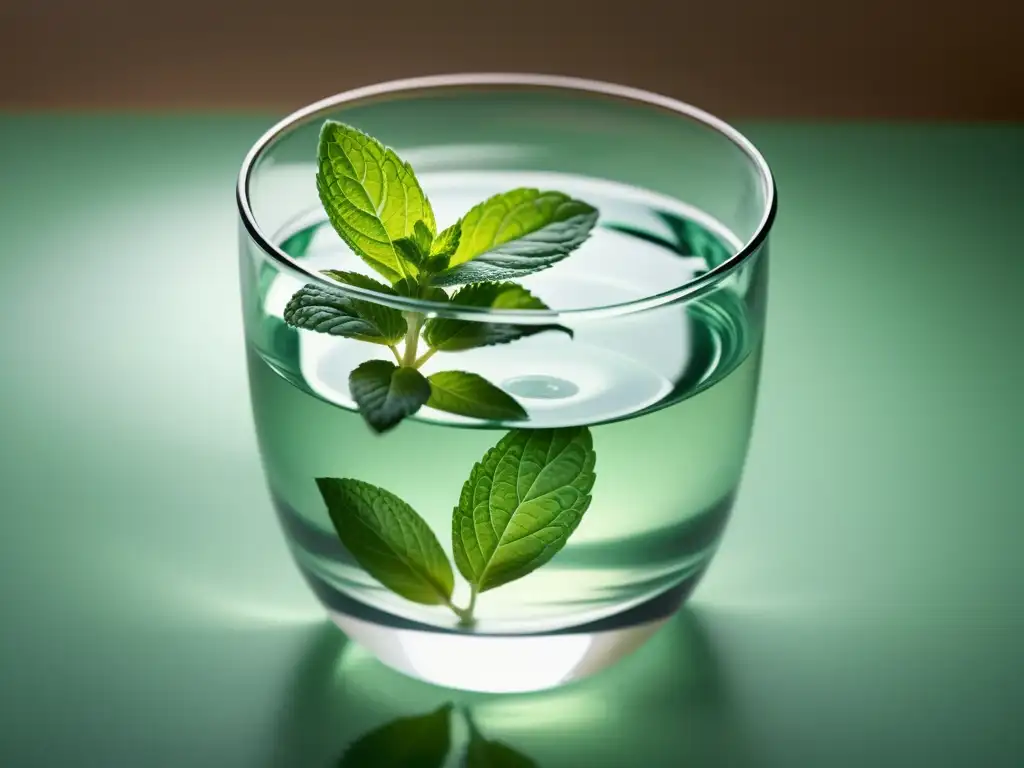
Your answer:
[393,237,427,268]
[422,282,571,352]
[465,734,538,768]
[321,269,396,295]
[337,704,452,768]
[452,427,596,592]
[413,220,434,254]
[284,278,406,344]
[317,478,454,606]
[432,189,597,286]
[421,220,462,273]
[349,360,431,433]
[422,252,452,273]
[431,220,461,258]
[317,120,436,282]
[394,278,449,303]
[426,371,527,422]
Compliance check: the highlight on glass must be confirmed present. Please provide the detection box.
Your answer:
[237,73,776,693]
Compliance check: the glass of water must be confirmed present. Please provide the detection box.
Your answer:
[237,74,775,693]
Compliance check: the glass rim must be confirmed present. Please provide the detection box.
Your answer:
[237,73,777,324]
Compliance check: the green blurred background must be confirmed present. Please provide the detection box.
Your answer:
[1,115,1021,765]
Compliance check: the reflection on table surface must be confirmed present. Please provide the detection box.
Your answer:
[273,610,732,767]
[0,117,1022,766]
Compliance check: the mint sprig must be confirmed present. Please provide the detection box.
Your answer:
[281,120,601,629]
[318,426,597,627]
[283,119,598,434]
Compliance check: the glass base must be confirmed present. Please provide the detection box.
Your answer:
[330,612,667,694]
[306,572,703,694]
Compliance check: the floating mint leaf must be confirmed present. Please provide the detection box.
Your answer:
[422,282,571,352]
[349,360,431,433]
[317,478,454,606]
[453,427,596,593]
[337,704,452,768]
[427,371,527,421]
[284,280,406,344]
[432,189,597,286]
[317,121,436,282]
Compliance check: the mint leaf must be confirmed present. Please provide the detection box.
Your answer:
[317,121,436,282]
[393,237,427,268]
[284,279,406,344]
[337,704,452,768]
[391,221,435,269]
[452,427,596,592]
[394,278,449,303]
[349,360,431,433]
[465,734,537,768]
[413,220,434,253]
[432,189,597,286]
[317,478,454,605]
[431,220,461,259]
[420,220,461,273]
[427,371,527,421]
[422,282,570,352]
[321,269,398,294]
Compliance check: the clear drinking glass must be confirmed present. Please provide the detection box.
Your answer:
[237,74,775,693]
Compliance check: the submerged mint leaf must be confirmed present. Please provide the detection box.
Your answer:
[284,280,406,344]
[427,371,527,422]
[338,704,452,768]
[349,360,431,432]
[453,427,596,593]
[432,189,597,286]
[317,121,436,282]
[422,282,570,352]
[318,479,454,606]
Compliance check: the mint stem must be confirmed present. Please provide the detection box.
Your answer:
[447,586,478,628]
[413,347,437,368]
[461,706,482,740]
[401,312,423,367]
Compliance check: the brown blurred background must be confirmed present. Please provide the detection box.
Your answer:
[1,0,1022,117]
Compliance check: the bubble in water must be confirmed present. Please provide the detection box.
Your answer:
[503,375,580,400]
